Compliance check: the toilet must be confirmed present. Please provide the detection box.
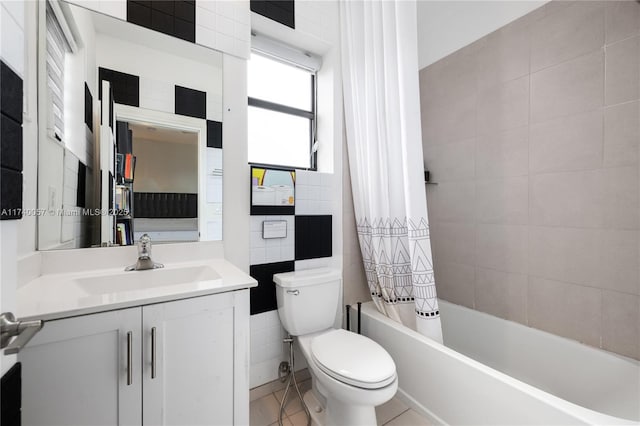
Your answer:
[274,268,398,426]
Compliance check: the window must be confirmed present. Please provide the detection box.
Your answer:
[45,1,71,142]
[248,52,317,169]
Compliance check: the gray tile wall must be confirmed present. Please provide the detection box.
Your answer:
[420,0,640,361]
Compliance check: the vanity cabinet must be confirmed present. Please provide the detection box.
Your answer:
[19,290,249,425]
[19,307,142,425]
[142,293,238,426]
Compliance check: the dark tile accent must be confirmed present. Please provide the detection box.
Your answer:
[207,120,223,149]
[84,82,93,132]
[130,0,152,7]
[77,161,87,208]
[251,205,295,216]
[151,9,174,35]
[0,62,23,124]
[1,363,21,426]
[108,171,114,210]
[0,60,23,221]
[1,167,22,220]
[134,192,198,218]
[98,67,140,107]
[109,86,114,130]
[174,17,196,42]
[249,261,294,315]
[127,1,195,43]
[127,1,152,27]
[1,113,22,172]
[175,85,206,119]
[151,0,174,14]
[250,0,295,29]
[116,121,132,154]
[175,1,195,23]
[295,215,332,260]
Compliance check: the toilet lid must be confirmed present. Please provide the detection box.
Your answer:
[310,329,396,389]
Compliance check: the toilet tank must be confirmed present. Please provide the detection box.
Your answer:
[274,268,342,336]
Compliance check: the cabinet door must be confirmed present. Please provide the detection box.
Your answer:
[19,308,143,426]
[142,293,238,426]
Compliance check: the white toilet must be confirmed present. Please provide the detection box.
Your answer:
[274,268,398,426]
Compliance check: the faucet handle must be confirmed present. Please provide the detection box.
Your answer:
[138,234,152,259]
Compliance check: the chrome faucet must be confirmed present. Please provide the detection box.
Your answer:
[125,234,164,271]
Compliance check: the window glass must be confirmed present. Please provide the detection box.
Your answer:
[248,106,311,169]
[248,52,316,169]
[248,53,312,111]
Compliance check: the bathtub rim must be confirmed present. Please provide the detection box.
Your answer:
[358,300,638,425]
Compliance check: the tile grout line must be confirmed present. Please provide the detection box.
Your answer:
[381,407,410,426]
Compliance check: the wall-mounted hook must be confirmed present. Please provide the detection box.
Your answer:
[424,170,438,185]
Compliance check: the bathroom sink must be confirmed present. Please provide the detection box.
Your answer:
[74,265,221,295]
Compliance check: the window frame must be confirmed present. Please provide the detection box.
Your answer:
[46,1,70,143]
[247,53,318,171]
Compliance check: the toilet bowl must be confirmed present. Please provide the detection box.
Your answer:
[274,268,398,426]
[299,329,398,425]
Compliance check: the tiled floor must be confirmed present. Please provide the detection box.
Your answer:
[249,373,432,426]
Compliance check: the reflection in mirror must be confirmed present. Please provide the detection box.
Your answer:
[112,103,208,244]
[120,123,199,244]
[37,1,223,250]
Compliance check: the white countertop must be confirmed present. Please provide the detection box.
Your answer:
[17,258,257,322]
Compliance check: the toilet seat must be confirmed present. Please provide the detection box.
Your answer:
[310,329,396,390]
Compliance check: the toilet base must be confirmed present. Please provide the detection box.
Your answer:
[325,396,377,426]
[303,389,378,426]
[303,390,324,426]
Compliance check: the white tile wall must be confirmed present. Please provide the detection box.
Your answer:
[2,0,23,30]
[98,0,126,21]
[295,170,333,215]
[206,176,223,203]
[206,217,222,240]
[249,215,295,265]
[0,1,25,77]
[206,148,223,201]
[207,148,223,171]
[66,0,126,21]
[296,1,339,45]
[96,31,223,122]
[250,310,286,388]
[206,92,223,123]
[139,77,174,114]
[203,148,223,240]
[250,0,339,48]
[295,258,331,271]
[196,24,217,55]
[60,151,87,247]
[196,0,250,59]
[69,0,248,59]
[62,154,79,208]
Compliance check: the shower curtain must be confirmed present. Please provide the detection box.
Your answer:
[340,0,443,342]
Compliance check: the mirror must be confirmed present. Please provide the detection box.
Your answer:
[37,1,223,250]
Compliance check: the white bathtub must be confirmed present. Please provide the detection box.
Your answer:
[359,300,640,425]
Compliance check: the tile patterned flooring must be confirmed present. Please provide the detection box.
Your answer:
[249,372,432,426]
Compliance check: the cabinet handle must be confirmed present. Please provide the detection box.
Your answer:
[151,327,157,379]
[127,331,133,386]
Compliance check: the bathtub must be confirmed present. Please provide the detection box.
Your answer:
[359,300,639,425]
